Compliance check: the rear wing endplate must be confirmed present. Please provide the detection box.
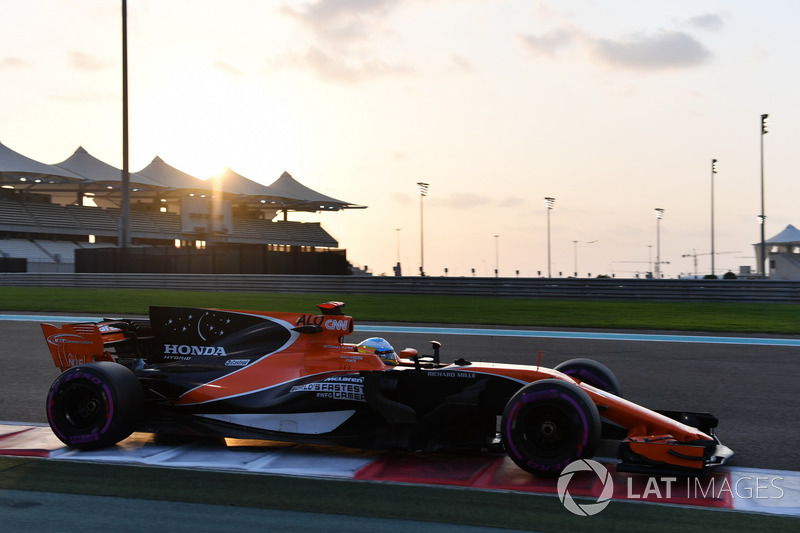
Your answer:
[41,323,114,371]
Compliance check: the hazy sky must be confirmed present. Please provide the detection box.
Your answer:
[2,1,797,278]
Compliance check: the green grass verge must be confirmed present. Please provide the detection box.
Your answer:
[2,286,800,333]
[0,457,794,531]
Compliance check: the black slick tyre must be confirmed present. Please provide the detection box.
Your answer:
[46,362,143,450]
[555,358,622,396]
[501,379,601,477]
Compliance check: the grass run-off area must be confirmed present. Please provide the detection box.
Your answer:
[1,287,799,334]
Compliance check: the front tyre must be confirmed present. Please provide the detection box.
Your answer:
[555,358,622,397]
[47,362,143,450]
[502,379,601,477]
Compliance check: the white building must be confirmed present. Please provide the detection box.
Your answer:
[756,224,800,280]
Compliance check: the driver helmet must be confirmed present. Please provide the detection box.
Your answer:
[356,337,398,366]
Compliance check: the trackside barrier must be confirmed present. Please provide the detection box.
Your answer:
[2,273,800,303]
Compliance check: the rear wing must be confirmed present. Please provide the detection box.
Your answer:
[41,323,116,371]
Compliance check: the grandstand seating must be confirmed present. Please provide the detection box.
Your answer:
[0,199,340,272]
[232,218,337,247]
[23,202,80,229]
[151,211,181,233]
[0,239,52,261]
[65,204,116,231]
[0,199,35,226]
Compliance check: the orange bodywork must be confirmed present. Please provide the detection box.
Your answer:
[175,309,389,405]
[625,436,707,469]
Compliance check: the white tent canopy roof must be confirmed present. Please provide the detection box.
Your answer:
[0,142,365,212]
[267,171,365,211]
[208,166,300,200]
[135,156,210,190]
[766,224,800,244]
[54,147,164,188]
[0,141,83,182]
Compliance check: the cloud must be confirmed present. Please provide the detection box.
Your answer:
[0,57,31,69]
[498,195,526,208]
[437,192,493,209]
[518,8,718,73]
[281,0,397,43]
[591,30,711,71]
[520,27,575,56]
[277,45,413,83]
[68,51,109,71]
[389,191,413,205]
[277,0,413,83]
[686,13,725,31]
[214,61,245,78]
[449,55,475,73]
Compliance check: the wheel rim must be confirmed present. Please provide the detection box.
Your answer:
[61,383,108,429]
[519,402,575,458]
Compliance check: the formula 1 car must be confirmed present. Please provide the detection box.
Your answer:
[41,302,733,477]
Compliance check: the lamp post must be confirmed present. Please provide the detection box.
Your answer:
[573,240,597,277]
[573,240,578,277]
[494,234,500,277]
[544,197,555,277]
[711,159,718,276]
[759,114,768,278]
[394,228,401,263]
[120,0,131,248]
[655,208,665,278]
[395,228,402,276]
[417,182,429,276]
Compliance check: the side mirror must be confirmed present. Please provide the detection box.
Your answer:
[429,341,441,364]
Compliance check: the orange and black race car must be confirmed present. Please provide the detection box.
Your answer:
[41,302,732,477]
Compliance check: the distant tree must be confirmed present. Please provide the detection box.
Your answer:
[723,271,737,279]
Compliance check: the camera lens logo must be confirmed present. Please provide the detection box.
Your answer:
[557,459,614,516]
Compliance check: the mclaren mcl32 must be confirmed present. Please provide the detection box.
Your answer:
[41,302,733,477]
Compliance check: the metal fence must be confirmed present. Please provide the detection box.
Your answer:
[2,273,800,303]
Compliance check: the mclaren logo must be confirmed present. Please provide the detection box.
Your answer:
[163,344,227,356]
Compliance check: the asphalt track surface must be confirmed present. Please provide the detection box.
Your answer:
[4,315,799,471]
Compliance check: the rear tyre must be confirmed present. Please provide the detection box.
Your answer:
[46,362,143,450]
[502,379,601,476]
[555,358,622,396]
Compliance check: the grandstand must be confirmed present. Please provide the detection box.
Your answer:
[0,143,365,274]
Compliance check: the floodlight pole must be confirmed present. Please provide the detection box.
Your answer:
[573,240,578,277]
[120,0,131,248]
[655,208,664,278]
[759,114,768,278]
[711,159,718,276]
[544,197,555,277]
[417,182,428,276]
[395,228,401,264]
[494,234,500,277]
